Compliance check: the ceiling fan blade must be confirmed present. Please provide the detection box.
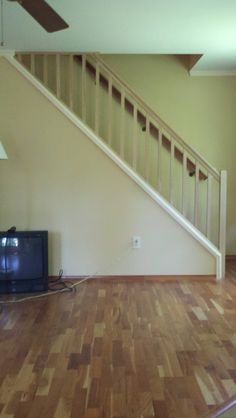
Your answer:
[17,0,69,33]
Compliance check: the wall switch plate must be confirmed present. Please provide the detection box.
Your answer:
[132,236,141,249]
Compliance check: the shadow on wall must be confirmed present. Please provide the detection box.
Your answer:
[48,231,61,277]
[176,54,203,72]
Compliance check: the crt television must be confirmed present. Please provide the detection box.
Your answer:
[0,230,48,293]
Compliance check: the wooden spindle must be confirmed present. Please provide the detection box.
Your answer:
[132,105,138,171]
[158,128,162,192]
[144,116,150,181]
[68,55,74,110]
[206,174,213,239]
[82,54,86,122]
[194,163,200,227]
[169,138,175,204]
[120,88,125,158]
[56,54,61,99]
[107,75,113,146]
[43,55,48,87]
[182,150,187,216]
[95,62,100,135]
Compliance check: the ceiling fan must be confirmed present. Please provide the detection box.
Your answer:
[7,0,69,32]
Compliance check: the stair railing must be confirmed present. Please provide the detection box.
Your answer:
[15,52,227,272]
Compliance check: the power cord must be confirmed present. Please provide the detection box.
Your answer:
[48,269,74,292]
[0,245,132,304]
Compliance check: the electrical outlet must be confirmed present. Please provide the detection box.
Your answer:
[132,236,141,249]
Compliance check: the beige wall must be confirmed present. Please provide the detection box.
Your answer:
[101,54,236,254]
[0,57,215,276]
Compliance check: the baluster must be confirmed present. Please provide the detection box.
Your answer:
[81,54,86,122]
[30,54,35,75]
[95,62,100,135]
[132,105,138,171]
[56,54,61,99]
[43,55,48,87]
[108,74,113,146]
[144,116,150,181]
[158,128,162,192]
[120,88,125,158]
[182,150,187,216]
[219,170,227,278]
[194,162,200,227]
[206,173,212,239]
[169,138,175,204]
[68,55,74,110]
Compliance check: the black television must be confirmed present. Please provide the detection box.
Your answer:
[0,230,48,293]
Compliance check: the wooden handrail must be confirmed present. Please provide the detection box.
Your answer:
[200,395,236,418]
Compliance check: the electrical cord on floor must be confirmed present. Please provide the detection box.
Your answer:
[50,268,63,283]
[0,246,132,305]
[0,273,96,305]
[48,269,74,292]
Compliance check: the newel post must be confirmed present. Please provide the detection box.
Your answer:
[219,170,227,279]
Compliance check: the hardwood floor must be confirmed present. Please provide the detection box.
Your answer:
[1,262,236,418]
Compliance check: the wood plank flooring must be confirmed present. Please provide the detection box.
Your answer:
[1,262,236,418]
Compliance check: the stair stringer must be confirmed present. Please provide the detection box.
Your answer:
[5,53,222,280]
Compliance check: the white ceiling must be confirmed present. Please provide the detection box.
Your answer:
[1,0,236,73]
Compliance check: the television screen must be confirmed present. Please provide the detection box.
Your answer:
[0,237,43,280]
[0,231,48,293]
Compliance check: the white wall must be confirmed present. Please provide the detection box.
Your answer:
[0,57,215,276]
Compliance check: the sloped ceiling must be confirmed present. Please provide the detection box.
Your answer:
[1,0,236,74]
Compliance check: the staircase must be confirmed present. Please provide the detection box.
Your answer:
[7,52,227,278]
